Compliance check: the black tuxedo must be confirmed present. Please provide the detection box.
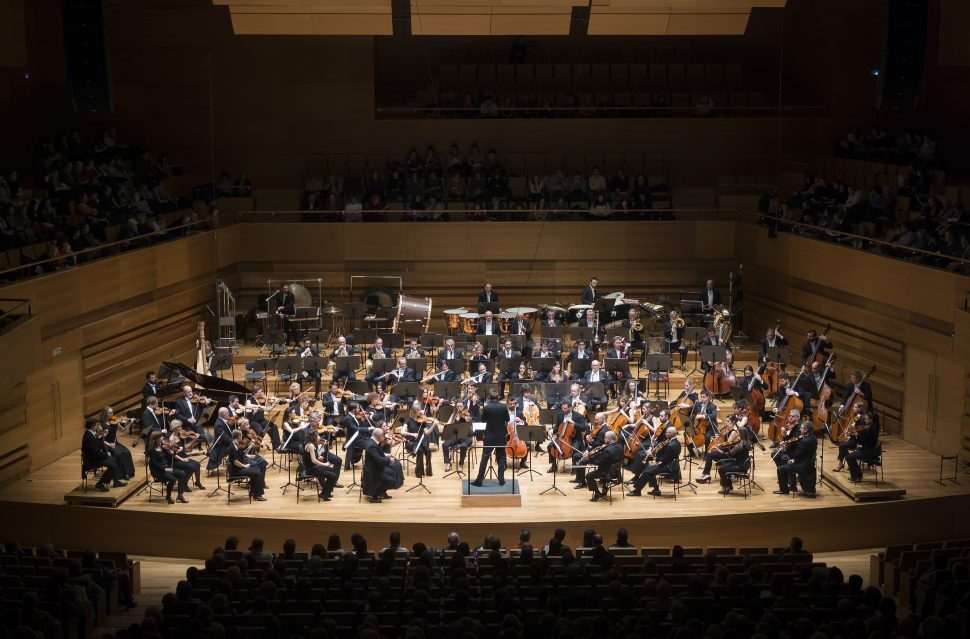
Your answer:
[475,401,511,483]
[361,437,392,498]
[206,418,234,470]
[431,370,461,384]
[477,319,499,335]
[566,348,591,365]
[142,381,160,403]
[174,396,211,442]
[404,347,426,360]
[508,319,531,337]
[341,414,371,469]
[801,338,833,364]
[841,381,873,407]
[368,346,391,360]
[700,287,721,310]
[777,432,817,494]
[581,285,597,305]
[620,319,644,348]
[330,346,358,382]
[82,429,117,486]
[586,442,624,495]
[758,335,789,362]
[477,290,499,304]
[321,393,345,425]
[437,348,463,365]
[141,407,165,438]
[633,436,682,492]
[541,317,561,328]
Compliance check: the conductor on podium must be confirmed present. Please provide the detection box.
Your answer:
[471,389,509,487]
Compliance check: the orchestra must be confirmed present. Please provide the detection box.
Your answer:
[91,278,885,506]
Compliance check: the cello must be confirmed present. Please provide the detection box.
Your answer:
[505,400,528,461]
[767,363,812,444]
[805,323,832,366]
[704,350,737,396]
[761,319,783,395]
[810,354,838,434]
[831,364,876,441]
[549,411,576,460]
[667,379,696,433]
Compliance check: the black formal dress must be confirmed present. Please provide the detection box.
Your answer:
[148,446,187,499]
[228,443,265,497]
[103,423,135,480]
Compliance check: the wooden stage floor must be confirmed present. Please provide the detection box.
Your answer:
[2,346,969,558]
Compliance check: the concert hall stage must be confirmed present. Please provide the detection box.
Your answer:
[1,435,968,559]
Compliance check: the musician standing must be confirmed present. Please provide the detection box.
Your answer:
[298,337,323,397]
[839,371,873,412]
[82,419,122,491]
[758,326,788,364]
[774,421,817,497]
[174,385,213,445]
[342,404,371,470]
[471,389,510,487]
[268,283,297,344]
[548,401,589,473]
[477,282,499,308]
[701,279,721,311]
[586,431,623,502]
[663,311,688,371]
[580,277,599,304]
[142,371,160,409]
[627,425,681,497]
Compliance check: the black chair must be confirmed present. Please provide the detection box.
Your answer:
[80,451,104,493]
[225,457,253,505]
[295,465,322,503]
[718,454,752,499]
[602,461,625,504]
[862,445,884,485]
[244,360,266,385]
[654,470,683,500]
[139,454,168,503]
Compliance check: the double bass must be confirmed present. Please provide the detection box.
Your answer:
[810,354,838,433]
[805,323,832,366]
[761,319,783,395]
[831,365,876,441]
[767,363,812,444]
[704,350,737,396]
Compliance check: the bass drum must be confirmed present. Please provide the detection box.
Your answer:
[359,287,396,313]
[393,295,432,336]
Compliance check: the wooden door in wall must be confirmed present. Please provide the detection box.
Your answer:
[25,356,84,470]
[904,346,964,455]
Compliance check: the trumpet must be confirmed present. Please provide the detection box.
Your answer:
[631,320,643,332]
[674,317,685,329]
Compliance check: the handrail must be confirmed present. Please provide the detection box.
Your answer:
[0,214,228,282]
[0,297,32,335]
[233,208,734,221]
[737,210,970,272]
[375,104,827,118]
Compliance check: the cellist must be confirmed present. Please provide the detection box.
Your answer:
[700,326,732,374]
[547,401,588,474]
[572,412,608,490]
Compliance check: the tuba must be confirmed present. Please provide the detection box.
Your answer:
[712,306,732,344]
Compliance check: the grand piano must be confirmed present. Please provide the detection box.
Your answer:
[158,361,251,403]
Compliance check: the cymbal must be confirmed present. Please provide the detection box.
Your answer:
[321,305,341,314]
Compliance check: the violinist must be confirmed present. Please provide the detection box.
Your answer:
[99,406,135,481]
[245,387,276,447]
[82,418,121,491]
[404,404,435,478]
[774,420,817,497]
[140,396,170,446]
[716,426,752,495]
[321,384,346,427]
[306,412,342,490]
[771,409,804,467]
[548,401,589,474]
[627,425,681,497]
[404,338,426,360]
[442,397,474,473]
[586,431,624,502]
[341,403,371,470]
[697,406,744,483]
[329,336,358,383]
[228,429,267,501]
[174,385,213,444]
[302,430,338,501]
[298,336,323,396]
[286,381,304,405]
[572,412,608,489]
[663,311,688,371]
[206,407,235,472]
[627,411,670,479]
[801,329,832,365]
[462,383,484,422]
[839,370,873,412]
[365,390,393,428]
[282,396,310,453]
[148,431,188,504]
[758,326,788,364]
[167,426,205,491]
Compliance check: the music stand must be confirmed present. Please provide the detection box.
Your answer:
[605,327,628,342]
[498,357,523,375]
[680,299,704,315]
[765,347,791,369]
[684,327,707,374]
[605,358,632,380]
[442,421,472,479]
[265,329,287,356]
[593,297,614,318]
[541,384,565,407]
[420,332,444,351]
[443,358,467,374]
[517,425,545,480]
[406,357,429,376]
[393,382,422,403]
[350,329,377,348]
[644,354,671,400]
[371,359,397,379]
[475,335,499,353]
[570,358,592,379]
[506,335,527,351]
[406,431,432,494]
[475,383,499,399]
[209,353,234,380]
[569,327,594,342]
[436,381,461,399]
[540,424,567,496]
[540,326,564,342]
[276,357,301,386]
[333,356,358,380]
[477,301,500,314]
[378,332,404,351]
[308,329,330,346]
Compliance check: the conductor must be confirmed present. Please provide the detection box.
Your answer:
[471,388,510,487]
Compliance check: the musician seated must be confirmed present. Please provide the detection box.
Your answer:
[627,410,671,478]
[385,358,417,401]
[547,401,589,472]
[566,340,593,368]
[442,401,474,473]
[282,395,311,452]
[738,366,765,394]
[496,340,520,397]
[541,308,561,328]
[404,338,426,360]
[363,338,392,389]
[173,385,213,445]
[81,418,122,491]
[716,433,752,495]
[773,421,817,497]
[477,310,499,336]
[627,426,682,497]
[437,338,463,365]
[404,404,434,477]
[425,361,458,386]
[620,309,645,352]
[605,337,634,389]
[509,312,532,357]
[697,408,745,483]
[578,308,597,329]
[774,372,814,420]
[839,370,873,412]
[586,431,624,502]
[228,428,267,501]
[148,431,188,504]
[467,362,493,385]
[700,327,732,374]
[301,430,340,501]
[581,361,611,409]
[329,336,359,383]
[570,411,605,487]
[297,337,323,396]
[206,407,235,471]
[759,326,788,364]
[663,311,688,371]
[477,282,499,306]
[533,341,557,366]
[836,407,880,482]
[361,428,400,502]
[691,390,719,449]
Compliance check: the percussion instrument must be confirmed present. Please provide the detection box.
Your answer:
[291,283,313,309]
[567,304,593,323]
[505,306,538,321]
[320,305,340,315]
[460,312,481,334]
[542,305,567,323]
[496,312,515,333]
[393,294,433,336]
[603,291,625,300]
[443,308,467,331]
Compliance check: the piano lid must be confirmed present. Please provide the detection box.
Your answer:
[161,361,250,399]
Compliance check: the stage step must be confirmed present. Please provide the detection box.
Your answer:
[461,478,522,507]
[64,480,146,507]
[821,469,905,502]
